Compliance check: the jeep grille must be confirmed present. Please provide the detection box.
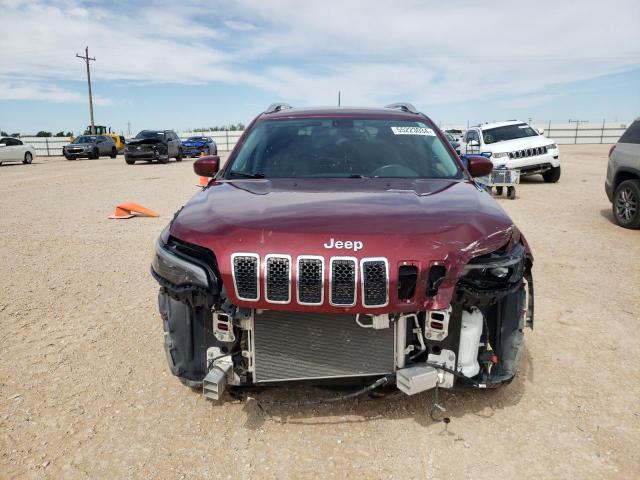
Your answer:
[232,254,259,301]
[297,257,324,305]
[265,255,291,303]
[330,258,357,306]
[361,259,389,307]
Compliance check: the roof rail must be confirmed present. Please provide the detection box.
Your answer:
[265,103,293,114]
[385,102,419,114]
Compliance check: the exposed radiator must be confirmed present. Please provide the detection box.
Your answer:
[253,311,395,382]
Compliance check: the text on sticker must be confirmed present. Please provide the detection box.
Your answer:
[390,126,436,136]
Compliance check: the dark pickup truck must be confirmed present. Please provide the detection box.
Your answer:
[150,103,534,401]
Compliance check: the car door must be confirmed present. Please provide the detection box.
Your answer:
[0,137,11,161]
[4,138,23,162]
[12,139,27,161]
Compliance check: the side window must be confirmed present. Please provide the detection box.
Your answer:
[16,139,23,146]
[7,138,20,146]
[619,120,640,144]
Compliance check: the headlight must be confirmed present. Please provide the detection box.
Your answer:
[546,143,557,150]
[492,152,508,159]
[151,240,209,288]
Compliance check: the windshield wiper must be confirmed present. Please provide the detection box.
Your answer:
[229,171,266,179]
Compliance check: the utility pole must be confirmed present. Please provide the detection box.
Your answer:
[568,118,588,144]
[338,91,341,107]
[76,47,96,134]
[127,121,131,136]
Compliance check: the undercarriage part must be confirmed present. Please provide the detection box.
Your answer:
[426,349,456,388]
[252,311,395,382]
[425,307,451,341]
[396,364,439,395]
[246,376,391,407]
[457,308,483,378]
[396,314,407,369]
[203,348,234,401]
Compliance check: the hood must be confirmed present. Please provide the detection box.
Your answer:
[67,142,94,147]
[486,135,552,152]
[169,178,519,311]
[127,138,164,146]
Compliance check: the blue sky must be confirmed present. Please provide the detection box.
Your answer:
[0,0,639,135]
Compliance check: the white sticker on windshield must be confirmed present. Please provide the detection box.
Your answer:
[391,126,436,136]
[518,125,530,129]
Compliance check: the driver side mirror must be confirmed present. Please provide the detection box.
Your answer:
[194,155,220,177]
[464,154,493,177]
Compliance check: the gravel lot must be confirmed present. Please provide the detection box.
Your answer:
[1,145,638,479]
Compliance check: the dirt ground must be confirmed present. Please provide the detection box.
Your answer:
[1,145,638,479]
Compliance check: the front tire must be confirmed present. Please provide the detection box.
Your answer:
[110,147,117,159]
[125,156,135,165]
[176,149,183,162]
[543,166,561,183]
[90,147,99,160]
[23,152,33,164]
[613,179,640,229]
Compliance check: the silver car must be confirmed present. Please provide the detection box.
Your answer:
[606,119,640,229]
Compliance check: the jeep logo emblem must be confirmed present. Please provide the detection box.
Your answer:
[323,238,363,252]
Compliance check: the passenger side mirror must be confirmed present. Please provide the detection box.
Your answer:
[194,155,220,177]
[537,128,545,135]
[465,155,493,177]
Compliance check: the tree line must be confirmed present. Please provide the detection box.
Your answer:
[190,123,245,132]
[1,131,74,137]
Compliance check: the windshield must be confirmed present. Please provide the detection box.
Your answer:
[135,130,165,139]
[188,136,207,142]
[444,132,456,142]
[226,118,462,179]
[482,123,538,144]
[73,136,97,144]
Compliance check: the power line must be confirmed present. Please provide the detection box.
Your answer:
[76,47,96,134]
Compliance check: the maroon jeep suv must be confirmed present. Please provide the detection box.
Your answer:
[151,103,534,400]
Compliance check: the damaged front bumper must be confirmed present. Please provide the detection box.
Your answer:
[152,237,533,399]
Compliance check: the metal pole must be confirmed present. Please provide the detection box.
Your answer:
[568,119,588,145]
[226,130,229,151]
[76,47,96,134]
[600,118,605,144]
[45,137,50,156]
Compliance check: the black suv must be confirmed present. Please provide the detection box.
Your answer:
[125,130,183,164]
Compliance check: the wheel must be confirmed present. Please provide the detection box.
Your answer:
[613,179,640,229]
[110,147,117,159]
[90,147,99,159]
[543,166,561,183]
[176,149,183,162]
[157,155,169,164]
[23,152,33,164]
[495,186,504,196]
[507,186,516,200]
[125,156,136,165]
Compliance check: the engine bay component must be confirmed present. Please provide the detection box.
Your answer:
[212,311,235,343]
[426,349,456,388]
[457,308,483,378]
[396,364,439,395]
[425,307,451,341]
[203,347,233,401]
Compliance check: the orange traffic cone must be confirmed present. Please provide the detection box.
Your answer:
[109,202,160,219]
[196,176,209,187]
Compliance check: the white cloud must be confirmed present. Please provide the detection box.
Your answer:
[0,0,638,107]
[0,80,111,106]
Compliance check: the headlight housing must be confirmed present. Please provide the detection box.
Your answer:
[546,143,557,150]
[151,240,209,288]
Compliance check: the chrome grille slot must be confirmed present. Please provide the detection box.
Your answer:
[297,256,324,305]
[265,255,291,303]
[232,253,259,301]
[330,257,357,306]
[361,258,389,307]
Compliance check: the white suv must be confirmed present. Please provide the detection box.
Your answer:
[460,121,561,182]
